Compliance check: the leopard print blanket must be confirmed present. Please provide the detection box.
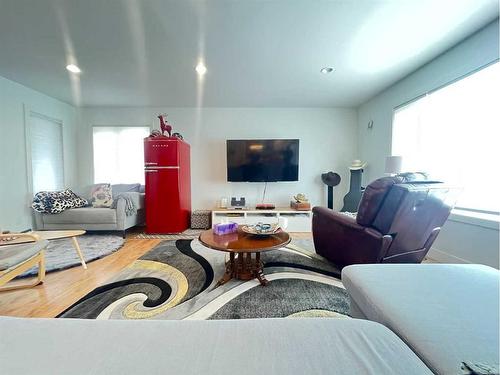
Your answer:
[32,189,88,214]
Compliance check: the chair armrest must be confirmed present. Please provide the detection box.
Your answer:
[313,207,363,230]
[0,233,41,245]
[312,207,392,266]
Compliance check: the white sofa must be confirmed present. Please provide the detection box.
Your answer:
[0,317,431,374]
[342,264,500,375]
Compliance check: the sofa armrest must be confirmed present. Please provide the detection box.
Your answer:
[115,198,127,230]
[115,193,145,231]
[137,193,145,210]
[116,192,145,210]
[312,207,392,267]
[33,211,44,230]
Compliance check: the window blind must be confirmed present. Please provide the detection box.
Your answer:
[392,61,500,213]
[29,113,65,194]
[93,126,150,184]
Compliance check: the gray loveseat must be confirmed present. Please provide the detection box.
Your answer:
[34,184,145,238]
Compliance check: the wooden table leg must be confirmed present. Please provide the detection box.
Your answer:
[0,251,46,291]
[37,250,46,284]
[216,252,235,286]
[71,236,87,269]
[217,252,269,286]
[255,270,269,286]
[255,252,268,286]
[229,252,235,268]
[216,272,232,286]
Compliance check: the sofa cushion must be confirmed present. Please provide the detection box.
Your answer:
[112,183,141,198]
[91,184,113,208]
[0,317,432,374]
[42,207,117,224]
[0,240,48,271]
[342,264,500,375]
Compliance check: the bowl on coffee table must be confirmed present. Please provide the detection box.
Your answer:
[241,223,282,236]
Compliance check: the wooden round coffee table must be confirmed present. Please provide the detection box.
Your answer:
[199,228,290,286]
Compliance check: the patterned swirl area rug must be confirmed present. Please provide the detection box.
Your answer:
[58,239,349,320]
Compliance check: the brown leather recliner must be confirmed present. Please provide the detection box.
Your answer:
[312,175,459,267]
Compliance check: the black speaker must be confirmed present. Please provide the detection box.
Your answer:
[321,172,341,209]
[230,197,246,208]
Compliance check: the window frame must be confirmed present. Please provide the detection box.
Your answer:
[391,59,500,216]
[393,59,500,113]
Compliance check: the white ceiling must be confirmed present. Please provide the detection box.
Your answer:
[0,0,498,107]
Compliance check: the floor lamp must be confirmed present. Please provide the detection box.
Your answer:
[385,156,403,176]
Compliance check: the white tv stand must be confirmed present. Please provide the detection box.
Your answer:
[211,207,312,232]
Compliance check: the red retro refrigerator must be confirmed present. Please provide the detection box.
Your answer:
[144,137,191,233]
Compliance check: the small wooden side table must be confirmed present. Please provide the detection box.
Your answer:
[199,228,290,286]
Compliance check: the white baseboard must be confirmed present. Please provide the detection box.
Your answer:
[427,247,471,264]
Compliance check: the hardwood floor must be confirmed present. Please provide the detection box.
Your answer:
[0,232,312,318]
[0,237,162,318]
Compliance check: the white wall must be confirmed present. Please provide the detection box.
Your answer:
[429,213,499,267]
[356,19,499,268]
[0,76,79,232]
[79,107,358,210]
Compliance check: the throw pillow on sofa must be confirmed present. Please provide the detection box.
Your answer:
[91,183,113,208]
[32,189,88,214]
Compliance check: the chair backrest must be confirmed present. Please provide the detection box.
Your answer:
[356,173,428,227]
[356,175,459,261]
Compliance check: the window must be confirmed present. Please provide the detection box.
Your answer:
[93,126,150,184]
[28,112,65,193]
[392,61,500,213]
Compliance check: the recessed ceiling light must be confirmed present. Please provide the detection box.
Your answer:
[66,64,81,74]
[195,62,207,75]
[320,67,335,74]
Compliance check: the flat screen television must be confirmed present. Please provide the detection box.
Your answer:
[226,139,299,182]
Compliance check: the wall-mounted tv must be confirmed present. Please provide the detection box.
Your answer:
[226,139,299,182]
